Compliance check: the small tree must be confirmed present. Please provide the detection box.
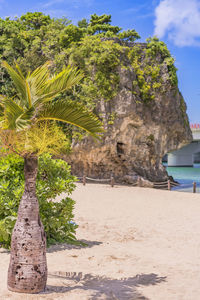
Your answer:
[0,61,103,293]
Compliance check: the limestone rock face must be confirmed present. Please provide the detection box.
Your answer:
[66,46,192,183]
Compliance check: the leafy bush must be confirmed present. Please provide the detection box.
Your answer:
[0,153,77,248]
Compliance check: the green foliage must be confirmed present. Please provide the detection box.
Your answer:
[0,12,179,134]
[87,13,121,36]
[147,134,154,142]
[129,47,159,103]
[164,57,178,86]
[118,29,140,42]
[90,13,112,26]
[107,112,117,125]
[60,24,85,47]
[78,18,88,29]
[146,36,169,57]
[20,12,51,29]
[128,37,178,103]
[68,35,122,106]
[146,37,178,86]
[0,153,78,248]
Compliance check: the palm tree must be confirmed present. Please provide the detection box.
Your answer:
[0,61,103,293]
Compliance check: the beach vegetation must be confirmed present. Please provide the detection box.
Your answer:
[0,153,77,249]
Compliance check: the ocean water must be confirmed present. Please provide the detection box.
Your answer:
[165,164,200,193]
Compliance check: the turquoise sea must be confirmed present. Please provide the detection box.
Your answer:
[165,164,200,193]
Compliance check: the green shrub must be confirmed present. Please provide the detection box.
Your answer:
[0,153,77,248]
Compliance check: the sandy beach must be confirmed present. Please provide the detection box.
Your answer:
[1,183,200,299]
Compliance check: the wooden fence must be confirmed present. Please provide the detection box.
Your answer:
[75,175,199,193]
[75,176,200,192]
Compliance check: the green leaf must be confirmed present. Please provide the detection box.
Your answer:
[34,65,84,106]
[3,99,24,129]
[2,61,28,108]
[37,101,104,138]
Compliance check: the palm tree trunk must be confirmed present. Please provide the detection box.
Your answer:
[7,155,47,293]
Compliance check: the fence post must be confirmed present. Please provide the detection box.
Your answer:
[137,176,142,187]
[168,180,171,191]
[83,175,86,186]
[110,175,114,187]
[193,182,196,193]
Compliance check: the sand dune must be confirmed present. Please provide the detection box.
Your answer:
[1,183,200,299]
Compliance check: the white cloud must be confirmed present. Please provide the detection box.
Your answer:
[42,0,93,9]
[42,0,64,9]
[154,0,200,46]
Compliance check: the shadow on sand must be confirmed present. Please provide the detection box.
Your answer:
[47,240,102,253]
[1,240,102,254]
[44,272,166,299]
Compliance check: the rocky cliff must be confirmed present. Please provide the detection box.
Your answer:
[66,41,192,184]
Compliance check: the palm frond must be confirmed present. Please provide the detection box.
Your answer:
[15,63,25,79]
[37,101,104,139]
[3,61,84,110]
[0,95,6,116]
[3,99,24,129]
[2,61,27,108]
[1,61,104,144]
[44,65,84,94]
[15,107,34,130]
[25,80,32,108]
[1,97,34,130]
[34,66,84,106]
[26,62,51,104]
[2,61,52,109]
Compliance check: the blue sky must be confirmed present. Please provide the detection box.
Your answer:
[0,0,200,123]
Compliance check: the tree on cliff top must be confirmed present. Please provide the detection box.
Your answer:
[87,14,140,41]
[0,61,103,294]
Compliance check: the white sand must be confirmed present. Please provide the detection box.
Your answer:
[1,183,200,299]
